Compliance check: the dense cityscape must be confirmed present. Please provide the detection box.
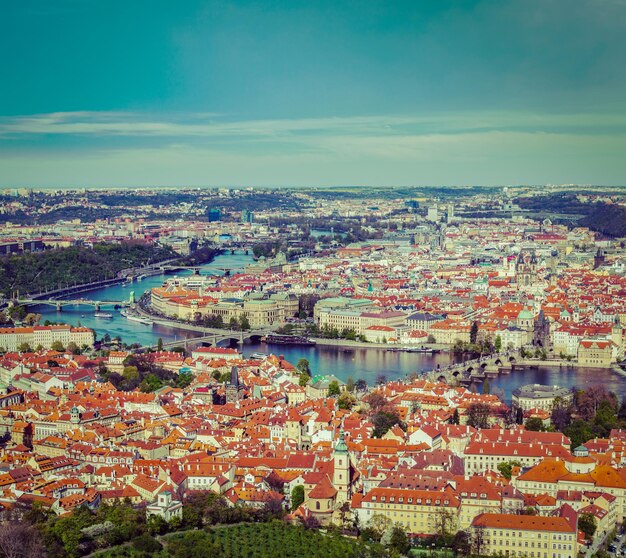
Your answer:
[0,185,625,557]
[3,0,626,556]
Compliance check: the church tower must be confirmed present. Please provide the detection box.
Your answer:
[612,315,623,353]
[333,430,350,504]
[516,250,538,288]
[594,248,606,270]
[225,366,242,403]
[70,406,81,425]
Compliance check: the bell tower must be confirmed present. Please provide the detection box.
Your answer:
[333,430,350,504]
[70,406,81,425]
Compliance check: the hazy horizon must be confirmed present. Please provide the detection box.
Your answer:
[2,1,626,188]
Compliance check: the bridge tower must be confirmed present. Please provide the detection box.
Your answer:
[56,302,63,312]
[95,302,101,312]
[129,291,135,304]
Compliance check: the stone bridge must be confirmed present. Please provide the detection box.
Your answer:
[426,353,519,384]
[18,297,132,312]
[156,329,271,351]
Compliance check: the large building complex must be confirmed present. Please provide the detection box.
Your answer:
[0,325,95,352]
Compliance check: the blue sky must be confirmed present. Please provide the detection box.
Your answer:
[1,0,625,187]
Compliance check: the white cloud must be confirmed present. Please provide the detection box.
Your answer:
[1,110,626,141]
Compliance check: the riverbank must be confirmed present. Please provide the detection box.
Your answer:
[310,337,449,351]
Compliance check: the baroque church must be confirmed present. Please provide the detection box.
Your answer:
[297,430,358,526]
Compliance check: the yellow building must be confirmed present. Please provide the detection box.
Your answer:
[514,459,626,521]
[471,513,577,558]
[577,339,612,368]
[354,487,460,535]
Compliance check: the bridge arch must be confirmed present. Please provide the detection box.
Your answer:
[243,333,265,343]
[215,336,241,347]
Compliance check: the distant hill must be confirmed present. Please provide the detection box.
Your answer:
[0,241,175,296]
[516,194,626,238]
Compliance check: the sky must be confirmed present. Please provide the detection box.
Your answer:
[1,0,626,188]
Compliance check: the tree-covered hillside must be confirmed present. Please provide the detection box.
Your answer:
[0,241,175,296]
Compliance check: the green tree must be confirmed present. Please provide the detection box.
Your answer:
[299,372,310,387]
[494,335,502,353]
[176,372,194,389]
[17,342,32,352]
[50,340,65,352]
[525,417,545,431]
[133,533,163,553]
[337,391,356,410]
[452,530,472,557]
[346,376,355,392]
[618,397,626,421]
[578,513,597,539]
[497,460,522,480]
[563,419,594,450]
[8,305,27,321]
[328,380,341,397]
[372,410,402,438]
[470,321,479,344]
[451,408,460,425]
[291,485,305,511]
[466,402,491,429]
[388,525,411,555]
[239,314,251,331]
[123,365,139,381]
[296,358,310,375]
[66,341,80,355]
[157,337,164,351]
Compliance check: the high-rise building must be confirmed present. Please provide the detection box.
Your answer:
[241,209,254,223]
[446,203,454,222]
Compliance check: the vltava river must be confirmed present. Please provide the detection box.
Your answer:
[33,251,626,402]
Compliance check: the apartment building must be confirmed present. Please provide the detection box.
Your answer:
[471,513,577,558]
[353,487,460,535]
[0,325,95,352]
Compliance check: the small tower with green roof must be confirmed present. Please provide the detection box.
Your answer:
[333,429,350,503]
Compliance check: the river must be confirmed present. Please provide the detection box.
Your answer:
[33,251,626,402]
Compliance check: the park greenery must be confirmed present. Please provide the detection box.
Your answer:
[194,312,251,331]
[0,241,176,297]
[161,521,390,558]
[0,490,412,558]
[97,354,193,392]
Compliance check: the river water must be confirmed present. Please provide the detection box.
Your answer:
[33,251,626,402]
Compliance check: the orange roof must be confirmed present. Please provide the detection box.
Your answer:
[472,513,575,533]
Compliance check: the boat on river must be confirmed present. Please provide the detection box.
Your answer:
[126,315,153,326]
[262,334,316,346]
[94,312,113,319]
[120,309,153,325]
